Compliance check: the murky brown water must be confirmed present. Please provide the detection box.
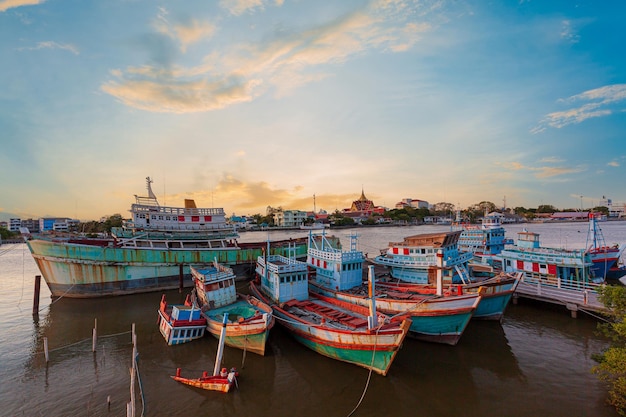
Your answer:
[1,222,623,416]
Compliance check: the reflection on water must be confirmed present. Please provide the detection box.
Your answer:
[1,223,624,416]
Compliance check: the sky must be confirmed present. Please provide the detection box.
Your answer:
[1,0,625,222]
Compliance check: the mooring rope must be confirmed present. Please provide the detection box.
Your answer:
[33,330,133,355]
[134,352,146,417]
[579,308,610,323]
[346,321,384,417]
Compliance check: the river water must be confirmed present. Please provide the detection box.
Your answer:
[1,221,624,417]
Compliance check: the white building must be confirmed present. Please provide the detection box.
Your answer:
[39,217,79,232]
[9,218,21,232]
[599,197,625,218]
[274,210,307,227]
[395,198,429,210]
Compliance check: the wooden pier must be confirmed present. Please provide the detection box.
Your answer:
[512,276,608,318]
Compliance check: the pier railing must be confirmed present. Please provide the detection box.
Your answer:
[515,275,607,316]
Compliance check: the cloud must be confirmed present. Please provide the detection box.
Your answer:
[17,41,79,55]
[220,0,265,16]
[499,161,586,178]
[153,7,216,52]
[532,84,626,133]
[0,0,44,12]
[166,174,360,214]
[538,156,564,164]
[607,160,620,167]
[101,74,261,113]
[560,20,580,43]
[101,1,438,113]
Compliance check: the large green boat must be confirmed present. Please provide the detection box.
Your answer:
[23,177,308,298]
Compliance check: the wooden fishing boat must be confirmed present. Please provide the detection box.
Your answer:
[171,314,239,393]
[190,262,274,355]
[370,228,519,321]
[375,272,521,322]
[307,232,480,345]
[157,294,207,345]
[251,241,411,376]
[22,176,309,298]
[372,230,474,284]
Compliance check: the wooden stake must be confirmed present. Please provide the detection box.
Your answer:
[43,337,49,362]
[130,367,136,417]
[179,264,184,293]
[32,275,41,315]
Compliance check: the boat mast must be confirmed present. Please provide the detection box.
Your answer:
[367,265,378,330]
[213,313,229,376]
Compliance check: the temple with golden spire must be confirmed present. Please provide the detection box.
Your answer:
[350,188,375,212]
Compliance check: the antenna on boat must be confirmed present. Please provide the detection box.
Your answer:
[146,177,157,200]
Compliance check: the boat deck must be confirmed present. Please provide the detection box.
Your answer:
[283,299,368,329]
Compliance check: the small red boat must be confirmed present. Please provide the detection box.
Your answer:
[171,367,238,393]
[170,312,238,393]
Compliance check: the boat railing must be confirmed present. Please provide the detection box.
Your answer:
[501,248,590,267]
[374,256,432,267]
[131,204,226,216]
[518,274,602,292]
[264,255,308,273]
[308,248,363,263]
[516,274,607,313]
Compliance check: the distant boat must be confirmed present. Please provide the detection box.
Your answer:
[190,262,274,356]
[250,240,411,376]
[171,314,239,393]
[157,294,207,345]
[22,176,309,298]
[307,232,480,345]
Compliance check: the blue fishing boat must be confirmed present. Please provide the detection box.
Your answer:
[372,229,519,321]
[250,242,411,376]
[455,211,508,276]
[22,177,309,298]
[373,230,474,284]
[157,294,207,345]
[190,263,274,356]
[307,232,480,345]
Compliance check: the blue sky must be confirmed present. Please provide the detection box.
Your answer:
[1,0,625,221]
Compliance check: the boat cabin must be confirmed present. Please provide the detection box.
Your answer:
[256,254,309,304]
[307,233,364,291]
[191,264,237,309]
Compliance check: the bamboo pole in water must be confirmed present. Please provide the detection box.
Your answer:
[32,275,41,315]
